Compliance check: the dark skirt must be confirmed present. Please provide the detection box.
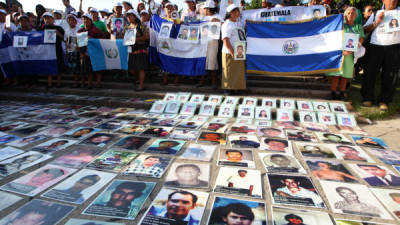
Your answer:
[128,44,149,71]
[80,55,92,77]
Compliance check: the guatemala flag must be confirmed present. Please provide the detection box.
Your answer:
[149,15,206,76]
[247,14,343,75]
[0,31,58,78]
[88,39,128,71]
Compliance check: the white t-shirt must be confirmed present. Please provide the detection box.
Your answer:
[221,19,243,54]
[203,15,222,22]
[64,25,79,41]
[364,7,400,46]
[0,22,17,32]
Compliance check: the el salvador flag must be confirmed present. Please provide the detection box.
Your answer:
[0,31,58,78]
[246,14,343,75]
[88,39,128,71]
[149,15,207,76]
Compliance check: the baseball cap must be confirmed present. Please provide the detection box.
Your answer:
[114,2,123,7]
[140,10,149,15]
[82,13,93,21]
[100,8,110,13]
[42,12,54,18]
[53,10,63,15]
[126,9,140,19]
[203,0,216,8]
[0,9,7,15]
[226,4,239,13]
[89,8,99,13]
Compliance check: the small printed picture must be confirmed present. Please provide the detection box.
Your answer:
[112,18,124,34]
[83,180,155,220]
[159,23,172,39]
[367,148,400,165]
[169,129,200,141]
[384,11,400,32]
[255,120,272,126]
[123,154,172,178]
[255,107,271,120]
[260,137,292,154]
[262,98,277,108]
[0,146,24,161]
[200,23,210,41]
[38,126,71,137]
[31,138,77,154]
[86,150,138,172]
[223,96,239,105]
[319,180,392,219]
[238,105,254,119]
[164,100,181,114]
[151,118,179,127]
[123,28,136,46]
[61,127,101,140]
[315,132,353,144]
[229,134,260,149]
[13,124,46,135]
[297,100,314,111]
[44,29,57,43]
[117,125,145,135]
[370,188,400,220]
[336,125,368,135]
[329,102,348,113]
[180,102,197,115]
[286,129,318,142]
[234,41,246,60]
[199,103,216,116]
[351,135,388,149]
[112,136,150,151]
[80,133,118,148]
[191,115,210,122]
[276,109,294,121]
[208,22,221,39]
[7,134,47,148]
[50,146,103,169]
[0,191,23,211]
[343,32,359,52]
[177,92,191,102]
[299,111,317,123]
[141,188,209,225]
[218,149,255,168]
[130,117,157,126]
[180,144,217,161]
[257,127,285,139]
[214,167,263,198]
[164,162,210,188]
[149,101,167,114]
[145,139,185,155]
[190,94,205,103]
[280,99,295,109]
[234,118,253,125]
[331,144,375,162]
[188,26,200,42]
[237,28,246,41]
[141,126,172,137]
[157,113,177,119]
[163,93,177,101]
[272,207,334,225]
[77,31,88,47]
[336,113,357,127]
[65,219,124,225]
[306,159,358,183]
[229,124,256,134]
[260,152,306,173]
[13,35,28,47]
[313,101,330,112]
[268,174,325,208]
[207,95,223,104]
[198,131,226,145]
[348,164,400,187]
[95,120,127,131]
[243,97,257,106]
[217,104,235,118]
[176,120,204,129]
[317,112,336,125]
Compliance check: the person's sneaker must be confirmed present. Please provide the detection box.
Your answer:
[362,101,372,107]
[379,103,388,111]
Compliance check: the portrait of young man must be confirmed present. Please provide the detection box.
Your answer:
[165,163,209,188]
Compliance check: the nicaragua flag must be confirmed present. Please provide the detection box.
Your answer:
[246,14,344,75]
[88,39,128,71]
[149,15,206,76]
[0,31,58,78]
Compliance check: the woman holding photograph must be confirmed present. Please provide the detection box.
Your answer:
[123,10,149,91]
[326,7,364,100]
[221,4,246,95]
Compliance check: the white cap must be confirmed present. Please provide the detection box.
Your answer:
[82,13,93,21]
[185,0,195,2]
[122,1,131,4]
[203,0,216,8]
[226,4,239,13]
[114,2,123,7]
[0,9,7,15]
[66,14,77,20]
[53,10,62,15]
[100,8,110,13]
[17,14,28,21]
[137,2,145,7]
[140,10,149,15]
[89,8,99,13]
[42,12,54,18]
[165,2,174,7]
[126,9,140,19]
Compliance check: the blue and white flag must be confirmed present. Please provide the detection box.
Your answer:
[0,31,58,78]
[149,15,206,76]
[88,39,128,71]
[247,15,343,75]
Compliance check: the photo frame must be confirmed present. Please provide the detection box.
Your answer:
[262,98,277,108]
[343,32,359,52]
[297,100,314,111]
[384,10,400,33]
[208,22,221,40]
[149,101,167,114]
[177,92,191,102]
[112,18,125,34]
[280,99,296,109]
[255,107,271,120]
[44,29,57,44]
[163,93,177,101]
[223,96,239,105]
[317,112,336,125]
[238,105,255,119]
[188,26,200,43]
[313,101,330,112]
[276,109,294,121]
[207,95,223,104]
[329,102,348,113]
[190,94,205,103]
[158,22,173,39]
[242,97,257,106]
[234,41,246,60]
[336,113,357,127]
[299,111,317,123]
[180,102,197,115]
[77,31,88,47]
[199,103,216,116]
[177,25,190,40]
[164,100,181,114]
[217,104,235,118]
[123,28,136,46]
[13,36,28,48]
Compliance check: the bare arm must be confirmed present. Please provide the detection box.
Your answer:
[223,37,234,57]
[364,12,384,33]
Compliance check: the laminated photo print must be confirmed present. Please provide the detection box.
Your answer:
[207,95,223,104]
[315,132,353,145]
[313,101,330,112]
[272,206,335,225]
[218,149,256,168]
[65,219,124,225]
[243,97,257,106]
[336,125,368,136]
[297,100,314,111]
[255,107,271,120]
[198,131,226,145]
[280,99,296,109]
[229,134,260,149]
[190,115,209,122]
[260,152,306,173]
[123,28,136,46]
[130,117,157,126]
[190,94,205,103]
[276,109,294,121]
[123,154,172,178]
[149,101,167,114]
[305,159,358,183]
[159,23,173,39]
[299,111,317,123]
[77,31,88,47]
[296,142,336,159]
[151,118,180,127]
[348,164,400,187]
[336,113,357,127]
[53,116,85,125]
[86,150,138,172]
[255,120,273,126]
[0,191,23,211]
[140,126,172,137]
[83,180,156,220]
[0,146,24,161]
[13,35,28,47]
[164,101,182,114]
[157,113,177,119]
[208,117,230,124]
[303,122,330,132]
[330,144,375,162]
[238,105,254,119]
[187,26,200,43]
[114,113,137,121]
[343,33,359,52]
[145,139,185,155]
[50,146,103,169]
[200,23,210,42]
[95,120,127,131]
[0,199,75,225]
[329,102,348,113]
[80,133,119,148]
[33,113,62,123]
[0,121,29,132]
[177,92,191,102]
[7,134,47,148]
[178,25,190,40]
[169,129,200,141]
[163,93,177,101]
[286,129,318,142]
[223,96,239,105]
[112,136,150,150]
[42,169,116,204]
[217,104,235,118]
[61,127,101,140]
[257,127,286,139]
[203,120,230,133]
[351,135,388,149]
[37,126,71,137]
[13,124,46,135]
[384,10,400,32]
[0,164,76,196]
[371,188,400,221]
[229,124,256,134]
[367,148,400,165]
[164,162,210,188]
[234,118,254,125]
[180,144,217,161]
[117,125,146,135]
[262,98,277,108]
[319,180,392,219]
[31,138,77,154]
[268,174,325,208]
[140,188,209,225]
[317,112,337,125]
[260,137,292,154]
[214,167,263,198]
[208,22,221,39]
[176,120,204,129]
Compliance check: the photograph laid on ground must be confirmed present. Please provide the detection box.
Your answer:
[217,104,235,118]
[255,107,271,120]
[367,148,400,165]
[255,120,273,127]
[150,101,167,114]
[229,134,260,149]
[351,135,388,149]
[180,102,198,115]
[169,129,200,141]
[37,126,71,137]
[336,113,357,127]
[42,169,116,204]
[164,162,210,188]
[268,174,325,208]
[218,149,256,168]
[317,112,337,125]
[274,121,302,130]
[0,151,52,177]
[223,96,239,105]
[229,124,256,134]
[207,95,223,104]
[286,129,318,142]
[31,138,77,155]
[331,144,375,162]
[295,142,337,159]
[305,159,358,183]
[50,146,103,169]
[176,120,204,129]
[319,180,392,219]
[299,111,317,123]
[315,132,353,145]
[0,134,21,145]
[117,125,146,135]
[80,133,119,148]
[0,191,23,211]
[198,132,227,145]
[83,180,156,220]
[112,136,150,150]
[164,101,182,114]
[199,103,217,116]
[312,101,330,112]
[262,98,277,108]
[235,118,254,125]
[123,154,172,178]
[276,109,294,122]
[141,126,172,137]
[242,97,257,106]
[86,150,138,172]
[65,219,124,225]
[207,196,267,225]
[180,144,217,161]
[348,164,400,187]
[140,188,209,225]
[6,134,46,148]
[145,139,185,155]
[260,152,306,174]
[190,94,205,104]
[164,93,177,101]
[370,188,400,220]
[280,99,296,110]
[260,138,292,154]
[0,164,75,196]
[272,206,335,225]
[0,146,24,161]
[336,125,368,136]
[302,122,330,132]
[95,120,127,131]
[329,102,348,113]
[297,100,314,111]
[61,127,101,140]
[151,118,180,127]
[214,167,263,198]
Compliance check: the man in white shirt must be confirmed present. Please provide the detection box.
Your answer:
[226,170,254,195]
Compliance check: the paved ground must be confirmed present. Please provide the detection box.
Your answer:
[361,116,400,150]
